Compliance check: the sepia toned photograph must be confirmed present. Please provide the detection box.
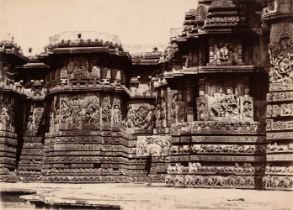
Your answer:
[0,0,293,209]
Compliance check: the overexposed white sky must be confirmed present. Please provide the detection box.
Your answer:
[0,0,197,54]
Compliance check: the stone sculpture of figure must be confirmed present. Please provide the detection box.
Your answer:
[101,97,111,123]
[269,36,293,84]
[60,67,68,79]
[91,65,101,79]
[210,88,225,117]
[175,93,186,123]
[127,107,135,128]
[214,88,226,101]
[216,42,230,64]
[142,109,154,129]
[0,107,10,125]
[188,162,198,174]
[242,100,253,119]
[171,94,178,122]
[198,102,208,120]
[161,98,167,128]
[224,88,239,116]
[112,105,122,125]
[154,103,161,127]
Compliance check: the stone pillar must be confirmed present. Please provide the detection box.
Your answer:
[263,0,293,190]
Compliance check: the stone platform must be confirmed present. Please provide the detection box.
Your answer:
[1,183,292,210]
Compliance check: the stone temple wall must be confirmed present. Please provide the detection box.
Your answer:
[0,0,292,191]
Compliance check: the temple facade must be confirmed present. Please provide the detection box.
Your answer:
[0,0,292,190]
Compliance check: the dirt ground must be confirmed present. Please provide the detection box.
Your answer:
[1,182,293,210]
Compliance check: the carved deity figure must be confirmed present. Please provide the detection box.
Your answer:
[161,98,167,128]
[216,42,230,64]
[91,65,101,79]
[101,96,111,123]
[210,87,241,120]
[154,103,161,128]
[112,105,122,125]
[0,97,14,126]
[269,35,293,84]
[173,93,186,123]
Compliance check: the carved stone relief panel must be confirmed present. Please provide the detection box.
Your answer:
[0,62,15,85]
[170,92,186,123]
[50,93,100,131]
[154,89,168,129]
[269,33,293,91]
[59,58,123,86]
[126,103,154,130]
[267,103,293,118]
[101,95,111,125]
[197,78,253,121]
[208,38,243,65]
[111,97,122,126]
[136,135,171,156]
[0,94,15,129]
[26,105,44,135]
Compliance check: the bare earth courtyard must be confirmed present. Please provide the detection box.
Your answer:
[1,183,293,210]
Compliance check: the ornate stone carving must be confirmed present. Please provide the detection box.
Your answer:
[267,142,293,153]
[267,103,293,117]
[0,95,15,128]
[171,93,186,123]
[263,175,293,189]
[267,91,293,102]
[26,106,44,135]
[196,80,254,122]
[126,104,154,130]
[136,135,171,156]
[191,136,265,143]
[267,154,293,161]
[266,119,293,131]
[208,39,243,65]
[111,97,122,126]
[266,132,293,140]
[50,94,100,131]
[190,144,264,154]
[170,121,260,135]
[166,174,256,188]
[269,34,293,91]
[0,63,15,85]
[101,96,111,124]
